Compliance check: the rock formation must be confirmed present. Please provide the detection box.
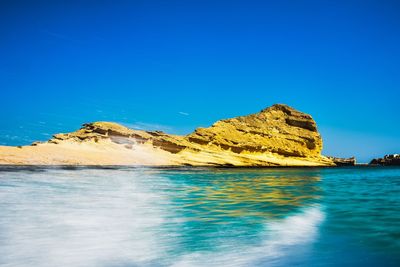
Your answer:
[327,156,356,166]
[0,104,335,166]
[370,154,400,166]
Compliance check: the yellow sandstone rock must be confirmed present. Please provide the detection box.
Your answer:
[0,104,335,166]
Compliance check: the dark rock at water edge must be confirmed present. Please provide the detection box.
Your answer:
[370,154,400,166]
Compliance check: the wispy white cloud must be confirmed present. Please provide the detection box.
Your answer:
[3,135,21,140]
[178,112,189,116]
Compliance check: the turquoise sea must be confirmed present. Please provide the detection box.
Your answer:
[0,166,399,267]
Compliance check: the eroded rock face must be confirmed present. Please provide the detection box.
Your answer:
[1,104,334,166]
[186,104,323,158]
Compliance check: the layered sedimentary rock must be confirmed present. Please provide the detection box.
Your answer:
[187,104,322,158]
[0,104,335,166]
[370,154,400,166]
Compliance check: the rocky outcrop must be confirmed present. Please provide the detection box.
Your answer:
[327,156,356,166]
[186,104,323,158]
[370,154,400,166]
[49,121,192,153]
[0,104,336,166]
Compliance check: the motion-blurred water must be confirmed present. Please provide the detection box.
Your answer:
[0,166,399,267]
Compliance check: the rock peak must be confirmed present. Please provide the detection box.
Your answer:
[263,103,295,112]
[260,103,307,116]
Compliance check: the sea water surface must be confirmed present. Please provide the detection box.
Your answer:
[0,166,399,267]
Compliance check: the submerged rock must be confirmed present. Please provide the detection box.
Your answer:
[370,154,400,166]
[0,104,336,166]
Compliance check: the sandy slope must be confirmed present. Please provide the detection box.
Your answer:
[0,141,179,166]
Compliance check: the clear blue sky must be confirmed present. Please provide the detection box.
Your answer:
[1,0,399,162]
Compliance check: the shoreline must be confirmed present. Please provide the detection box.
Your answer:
[0,164,395,171]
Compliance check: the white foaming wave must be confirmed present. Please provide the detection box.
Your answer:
[171,205,325,267]
[0,169,175,267]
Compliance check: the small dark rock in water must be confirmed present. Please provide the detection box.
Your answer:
[370,154,400,166]
[327,156,356,166]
